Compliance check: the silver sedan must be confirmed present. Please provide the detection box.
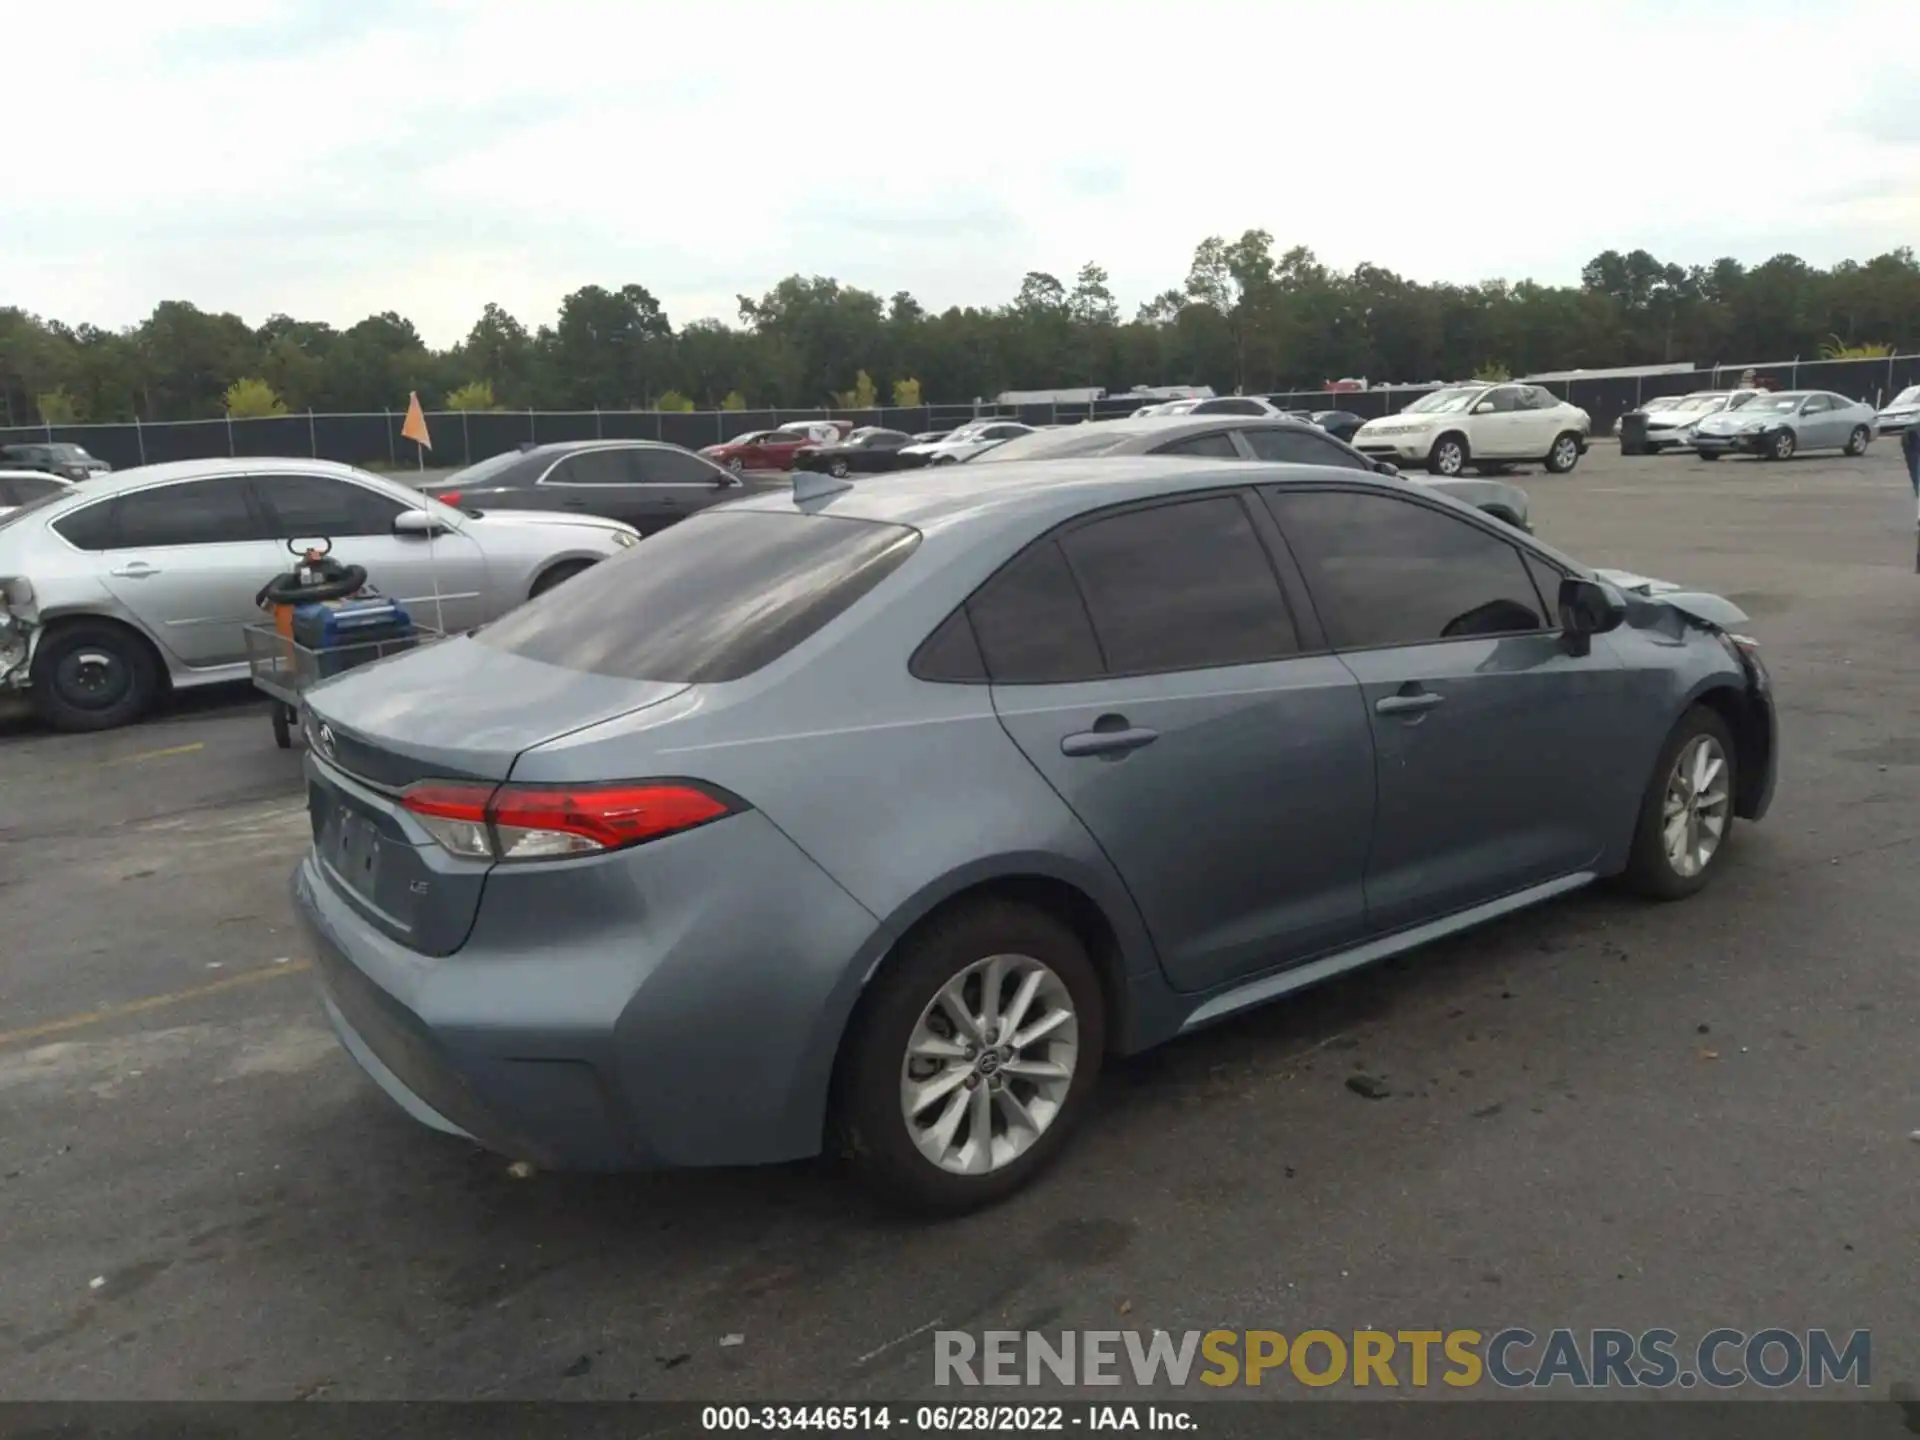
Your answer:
[1689,391,1879,461]
[0,457,639,731]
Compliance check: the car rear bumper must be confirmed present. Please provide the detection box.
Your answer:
[290,807,885,1172]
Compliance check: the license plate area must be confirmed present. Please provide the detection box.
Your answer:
[329,806,383,899]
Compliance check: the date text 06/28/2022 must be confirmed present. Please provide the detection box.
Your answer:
[931,1327,1872,1391]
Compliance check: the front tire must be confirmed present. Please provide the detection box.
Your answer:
[829,460,850,478]
[833,901,1105,1215]
[728,457,746,473]
[1844,425,1870,456]
[1695,449,1720,461]
[29,619,161,732]
[1622,706,1738,901]
[1427,433,1469,477]
[1765,428,1796,461]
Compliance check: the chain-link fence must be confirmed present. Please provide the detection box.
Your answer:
[6,354,1916,472]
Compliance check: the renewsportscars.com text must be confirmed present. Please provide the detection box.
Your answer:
[933,1328,1870,1390]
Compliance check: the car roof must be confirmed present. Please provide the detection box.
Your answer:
[724,454,1407,538]
[1003,413,1328,445]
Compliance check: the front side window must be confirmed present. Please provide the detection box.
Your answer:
[1241,428,1370,470]
[476,511,920,683]
[110,478,267,548]
[253,474,405,538]
[1058,494,1299,673]
[1404,388,1486,416]
[1265,488,1549,650]
[1481,388,1521,413]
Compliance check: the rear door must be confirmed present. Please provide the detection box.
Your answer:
[251,471,489,633]
[1264,485,1629,934]
[980,489,1376,994]
[94,476,283,668]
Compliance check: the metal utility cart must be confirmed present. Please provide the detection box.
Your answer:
[244,621,444,749]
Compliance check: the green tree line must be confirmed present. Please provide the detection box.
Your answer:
[5,237,1918,426]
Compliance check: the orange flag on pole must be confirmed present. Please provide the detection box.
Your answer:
[400,391,432,451]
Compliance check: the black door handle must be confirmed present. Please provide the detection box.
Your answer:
[1061,716,1159,757]
[1375,687,1446,716]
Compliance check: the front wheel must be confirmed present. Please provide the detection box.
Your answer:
[833,901,1105,1215]
[728,457,745,473]
[1621,706,1738,901]
[1765,429,1796,461]
[829,459,850,478]
[1543,432,1583,474]
[1694,449,1720,461]
[1844,425,1870,457]
[1427,434,1469,477]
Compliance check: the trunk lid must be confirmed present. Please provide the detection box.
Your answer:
[301,636,689,954]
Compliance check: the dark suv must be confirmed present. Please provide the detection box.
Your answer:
[1,443,112,481]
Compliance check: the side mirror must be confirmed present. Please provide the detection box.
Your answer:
[393,508,455,538]
[1473,400,1496,415]
[1557,576,1625,656]
[1371,459,1401,477]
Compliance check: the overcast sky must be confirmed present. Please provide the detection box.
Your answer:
[10,0,1919,347]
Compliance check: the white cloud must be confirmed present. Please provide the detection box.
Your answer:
[7,0,1918,346]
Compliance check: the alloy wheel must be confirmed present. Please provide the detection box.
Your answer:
[1661,734,1731,878]
[899,953,1079,1176]
[830,460,850,478]
[1552,436,1579,470]
[1772,431,1795,460]
[1433,439,1464,476]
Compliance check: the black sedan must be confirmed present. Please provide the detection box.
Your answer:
[1310,409,1365,443]
[420,439,783,535]
[791,427,922,477]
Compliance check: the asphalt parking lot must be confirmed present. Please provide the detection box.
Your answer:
[3,443,1918,1404]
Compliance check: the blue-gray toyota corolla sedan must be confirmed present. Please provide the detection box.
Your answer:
[291,458,1777,1214]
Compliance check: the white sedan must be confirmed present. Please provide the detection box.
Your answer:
[0,457,639,731]
[1352,383,1592,476]
[900,420,1035,466]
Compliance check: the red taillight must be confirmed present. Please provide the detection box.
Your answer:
[434,490,462,506]
[401,780,736,861]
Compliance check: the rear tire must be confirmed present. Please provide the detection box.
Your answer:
[29,619,161,733]
[1427,433,1469,477]
[1543,431,1583,474]
[1844,425,1870,457]
[832,901,1105,1215]
[530,559,594,598]
[1621,706,1738,901]
[1695,450,1720,461]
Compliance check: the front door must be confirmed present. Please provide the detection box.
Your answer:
[972,490,1376,994]
[95,476,285,669]
[1798,394,1844,449]
[250,472,489,633]
[1470,386,1530,459]
[1265,485,1629,934]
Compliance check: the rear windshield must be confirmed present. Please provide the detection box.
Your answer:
[474,509,922,683]
[973,428,1135,462]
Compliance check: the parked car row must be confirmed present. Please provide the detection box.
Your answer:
[1617,389,1881,461]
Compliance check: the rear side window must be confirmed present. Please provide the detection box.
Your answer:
[1241,428,1370,470]
[475,510,921,683]
[1059,495,1299,672]
[51,499,117,548]
[9,476,66,503]
[1155,432,1240,458]
[639,447,727,484]
[966,539,1104,683]
[79,477,268,549]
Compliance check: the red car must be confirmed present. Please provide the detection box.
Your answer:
[700,429,817,472]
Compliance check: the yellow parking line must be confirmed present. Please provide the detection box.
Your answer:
[105,742,205,766]
[0,961,312,1049]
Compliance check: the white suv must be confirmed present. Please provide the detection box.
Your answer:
[1352,383,1591,476]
